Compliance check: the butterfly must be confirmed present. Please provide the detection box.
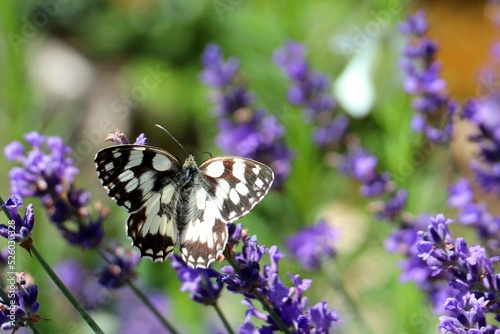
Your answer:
[94,144,274,268]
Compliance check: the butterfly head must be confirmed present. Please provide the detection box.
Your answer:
[183,154,198,168]
[180,154,199,184]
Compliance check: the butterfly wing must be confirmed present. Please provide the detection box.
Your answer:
[179,186,228,268]
[198,156,274,222]
[178,156,274,268]
[95,145,182,261]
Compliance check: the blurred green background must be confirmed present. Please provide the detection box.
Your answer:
[0,0,493,333]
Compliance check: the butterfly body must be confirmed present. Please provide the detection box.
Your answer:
[95,145,274,268]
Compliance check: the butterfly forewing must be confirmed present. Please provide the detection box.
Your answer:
[95,145,182,261]
[199,157,274,222]
[95,144,274,268]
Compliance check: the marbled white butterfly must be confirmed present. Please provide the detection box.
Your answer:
[95,144,274,268]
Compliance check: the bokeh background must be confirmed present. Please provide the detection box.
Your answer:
[0,0,496,333]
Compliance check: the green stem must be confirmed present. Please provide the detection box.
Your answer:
[97,249,180,334]
[223,250,291,334]
[30,245,105,334]
[212,303,235,334]
[0,288,42,334]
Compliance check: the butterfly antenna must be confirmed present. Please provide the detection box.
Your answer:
[155,124,188,155]
[197,151,213,159]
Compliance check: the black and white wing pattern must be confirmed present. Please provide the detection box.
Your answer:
[95,144,274,268]
[95,145,183,262]
[179,157,274,267]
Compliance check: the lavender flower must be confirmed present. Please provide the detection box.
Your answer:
[462,93,500,194]
[285,219,338,271]
[200,44,293,185]
[97,242,140,289]
[241,274,340,333]
[200,45,240,91]
[105,129,148,146]
[337,145,456,313]
[5,132,78,198]
[171,255,223,305]
[417,215,456,275]
[338,148,390,197]
[219,235,265,296]
[399,10,456,144]
[0,196,34,244]
[439,293,495,334]
[274,40,349,147]
[447,179,500,250]
[227,223,244,247]
[339,148,407,219]
[218,226,339,332]
[385,214,455,312]
[373,189,408,221]
[307,301,341,333]
[416,214,500,330]
[0,273,41,332]
[4,132,106,248]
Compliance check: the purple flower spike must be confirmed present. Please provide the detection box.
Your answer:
[339,147,407,220]
[134,133,148,145]
[171,255,223,305]
[399,11,456,144]
[464,93,500,195]
[200,44,293,186]
[274,40,348,147]
[339,148,389,197]
[285,220,338,271]
[227,223,244,246]
[446,178,500,247]
[5,132,79,198]
[200,44,240,88]
[447,179,474,208]
[439,293,489,333]
[307,301,340,333]
[216,232,339,332]
[399,10,427,35]
[415,214,500,327]
[97,242,140,289]
[220,236,266,294]
[4,141,24,162]
[0,273,41,331]
[0,196,35,244]
[5,132,107,248]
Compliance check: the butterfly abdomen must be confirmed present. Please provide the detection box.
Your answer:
[175,163,201,232]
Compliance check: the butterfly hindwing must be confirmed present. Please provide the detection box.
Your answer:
[179,187,228,268]
[95,145,182,261]
[126,183,180,261]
